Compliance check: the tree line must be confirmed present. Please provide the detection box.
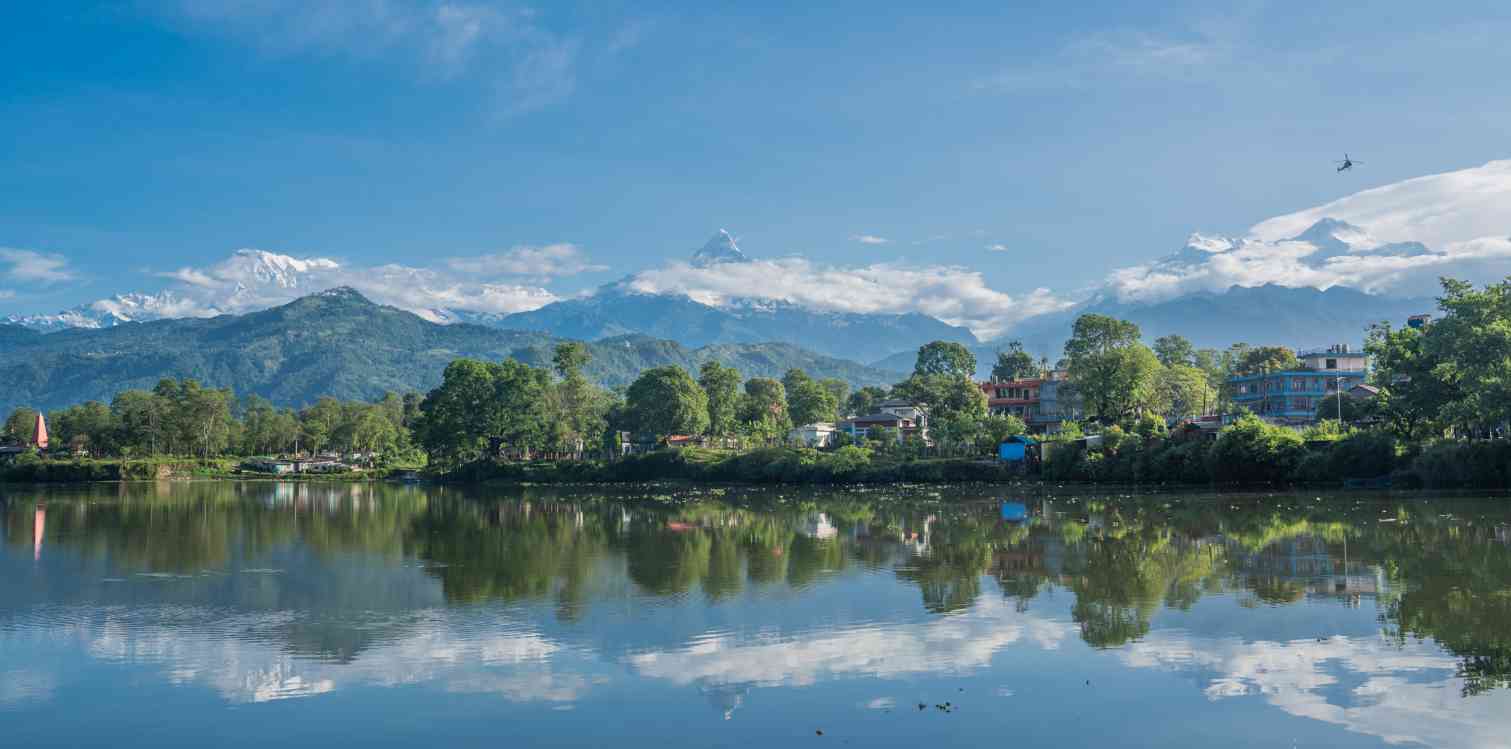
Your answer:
[2,378,419,463]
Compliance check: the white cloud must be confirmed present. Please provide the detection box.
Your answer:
[159,0,583,114]
[1118,629,1511,749]
[627,596,1072,688]
[976,28,1234,92]
[445,243,606,279]
[1104,159,1511,303]
[986,244,1010,252]
[849,234,891,245]
[0,247,78,283]
[623,258,1074,339]
[1251,159,1511,248]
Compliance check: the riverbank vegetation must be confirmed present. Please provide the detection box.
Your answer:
[5,277,1511,489]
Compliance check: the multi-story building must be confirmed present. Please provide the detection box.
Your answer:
[1229,344,1367,425]
[980,372,1073,433]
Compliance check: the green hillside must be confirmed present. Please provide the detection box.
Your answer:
[0,288,902,412]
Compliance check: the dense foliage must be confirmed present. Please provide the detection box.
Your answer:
[2,376,417,463]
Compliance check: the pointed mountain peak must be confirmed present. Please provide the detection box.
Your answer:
[1288,216,1382,255]
[690,229,749,267]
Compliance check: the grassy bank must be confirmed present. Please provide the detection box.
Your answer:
[450,422,1511,490]
[452,446,1026,485]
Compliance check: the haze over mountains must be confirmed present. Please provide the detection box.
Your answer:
[4,160,1509,373]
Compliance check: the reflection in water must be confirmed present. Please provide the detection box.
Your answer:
[3,482,1511,747]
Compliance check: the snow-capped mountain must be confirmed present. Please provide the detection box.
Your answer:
[489,231,978,362]
[4,249,345,331]
[689,229,748,267]
[3,290,205,331]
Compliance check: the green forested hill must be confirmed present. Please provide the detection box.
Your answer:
[0,288,902,412]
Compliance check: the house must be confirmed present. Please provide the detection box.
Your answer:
[980,371,1072,433]
[1347,384,1380,400]
[839,402,930,444]
[1229,344,1368,425]
[788,422,838,448]
[0,444,29,463]
[242,458,297,475]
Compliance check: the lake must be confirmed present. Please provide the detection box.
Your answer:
[3,481,1510,748]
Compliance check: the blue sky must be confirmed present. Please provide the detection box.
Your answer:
[3,1,1510,322]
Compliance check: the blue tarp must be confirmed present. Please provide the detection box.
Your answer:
[1000,502,1028,522]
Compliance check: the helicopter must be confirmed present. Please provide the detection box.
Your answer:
[1335,153,1361,172]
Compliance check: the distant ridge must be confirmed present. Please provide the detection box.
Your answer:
[0,288,902,413]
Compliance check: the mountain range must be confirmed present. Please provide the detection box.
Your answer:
[0,288,902,414]
[6,160,1508,376]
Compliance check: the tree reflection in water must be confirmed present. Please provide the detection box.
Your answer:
[5,482,1511,696]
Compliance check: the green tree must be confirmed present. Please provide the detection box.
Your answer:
[914,341,977,379]
[111,389,167,456]
[550,343,609,455]
[1419,278,1511,433]
[1063,314,1161,424]
[844,386,888,418]
[699,361,743,437]
[1159,364,1217,422]
[2,407,39,445]
[413,358,552,467]
[1365,321,1451,441]
[1234,345,1300,375]
[991,340,1038,382]
[891,373,987,422]
[1314,393,1370,425]
[1153,334,1196,367]
[818,378,850,410]
[787,379,839,426]
[625,366,710,438]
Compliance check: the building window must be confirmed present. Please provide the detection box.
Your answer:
[1326,358,1338,369]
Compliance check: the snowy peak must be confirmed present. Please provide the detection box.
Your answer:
[221,249,341,289]
[690,229,748,267]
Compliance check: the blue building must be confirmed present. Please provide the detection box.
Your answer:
[1229,344,1367,425]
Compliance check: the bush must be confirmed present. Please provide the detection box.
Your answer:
[1327,430,1397,479]
[1208,414,1304,485]
[1407,441,1511,488]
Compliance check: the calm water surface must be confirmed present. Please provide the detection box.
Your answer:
[3,481,1510,747]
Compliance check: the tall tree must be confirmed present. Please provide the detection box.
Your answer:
[1158,364,1217,422]
[698,361,743,437]
[1153,335,1196,368]
[1424,278,1511,432]
[991,341,1038,382]
[891,373,987,422]
[1063,314,1160,424]
[819,378,850,410]
[2,407,38,445]
[914,341,977,379]
[625,366,710,438]
[844,386,888,418]
[787,378,839,426]
[1365,321,1452,441]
